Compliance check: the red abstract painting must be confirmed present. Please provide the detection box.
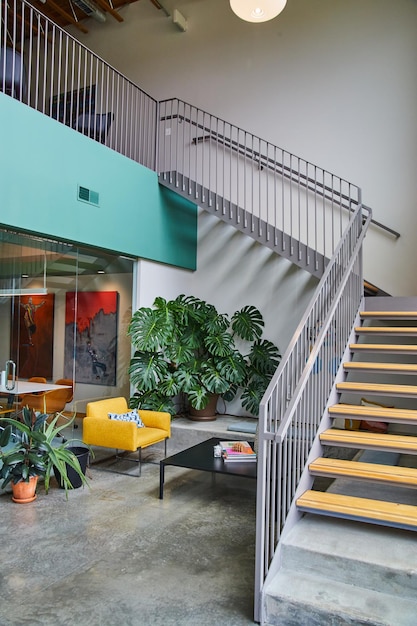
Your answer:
[10,294,55,379]
[64,291,118,386]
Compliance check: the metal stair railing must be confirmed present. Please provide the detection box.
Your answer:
[158,98,363,277]
[254,204,372,623]
[1,0,158,170]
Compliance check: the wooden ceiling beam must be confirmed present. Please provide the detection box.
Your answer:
[94,0,124,23]
[46,0,89,34]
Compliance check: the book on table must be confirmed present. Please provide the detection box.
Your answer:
[220,440,257,462]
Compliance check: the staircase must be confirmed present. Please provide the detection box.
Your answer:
[262,304,417,625]
[159,172,327,278]
[297,307,417,530]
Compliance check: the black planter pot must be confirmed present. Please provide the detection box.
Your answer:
[54,446,89,489]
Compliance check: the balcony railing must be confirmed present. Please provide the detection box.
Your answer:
[1,0,157,170]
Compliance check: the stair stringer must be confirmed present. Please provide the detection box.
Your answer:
[158,171,327,279]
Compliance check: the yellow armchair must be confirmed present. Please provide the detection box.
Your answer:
[82,397,171,475]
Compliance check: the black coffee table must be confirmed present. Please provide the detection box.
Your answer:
[159,437,257,499]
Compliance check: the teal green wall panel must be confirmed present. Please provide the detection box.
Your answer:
[0,94,197,270]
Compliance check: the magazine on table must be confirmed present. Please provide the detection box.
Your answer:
[220,440,256,461]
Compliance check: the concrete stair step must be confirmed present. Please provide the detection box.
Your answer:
[265,569,417,626]
[320,428,417,454]
[309,457,417,487]
[329,403,417,424]
[264,568,417,626]
[279,515,417,596]
[296,490,417,530]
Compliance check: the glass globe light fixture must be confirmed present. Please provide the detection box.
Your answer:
[230,0,287,23]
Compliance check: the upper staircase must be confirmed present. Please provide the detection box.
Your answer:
[159,172,327,278]
[262,302,417,625]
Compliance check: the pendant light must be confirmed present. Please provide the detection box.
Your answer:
[230,0,287,23]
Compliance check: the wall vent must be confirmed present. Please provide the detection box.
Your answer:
[78,185,99,206]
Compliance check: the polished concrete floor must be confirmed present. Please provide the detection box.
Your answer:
[0,419,258,626]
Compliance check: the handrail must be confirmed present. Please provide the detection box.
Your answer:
[191,126,397,239]
[254,203,371,622]
[160,106,399,240]
[159,108,357,211]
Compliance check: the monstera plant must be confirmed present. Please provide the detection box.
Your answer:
[128,294,281,416]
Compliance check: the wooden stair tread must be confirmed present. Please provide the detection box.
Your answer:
[329,403,417,423]
[320,428,417,453]
[336,381,417,396]
[355,326,417,334]
[309,457,417,487]
[350,343,417,353]
[360,311,417,319]
[296,490,417,529]
[344,362,417,374]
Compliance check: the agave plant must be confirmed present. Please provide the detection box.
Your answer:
[0,407,89,498]
[128,294,281,415]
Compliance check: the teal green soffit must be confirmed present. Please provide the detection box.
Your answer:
[0,93,197,271]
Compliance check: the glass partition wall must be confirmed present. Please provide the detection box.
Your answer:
[0,228,134,415]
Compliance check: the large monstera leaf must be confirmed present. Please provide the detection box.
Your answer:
[200,362,232,394]
[204,330,234,357]
[129,351,169,391]
[231,305,264,341]
[187,386,212,410]
[128,306,173,352]
[241,383,265,416]
[248,340,281,375]
[130,390,175,414]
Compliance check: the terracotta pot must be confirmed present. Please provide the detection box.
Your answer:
[188,394,219,421]
[11,475,38,503]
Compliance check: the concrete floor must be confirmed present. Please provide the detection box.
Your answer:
[0,418,258,626]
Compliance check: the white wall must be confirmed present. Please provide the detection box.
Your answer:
[73,0,417,297]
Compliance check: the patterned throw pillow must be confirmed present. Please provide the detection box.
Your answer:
[108,409,145,428]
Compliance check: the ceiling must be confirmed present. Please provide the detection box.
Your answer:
[7,0,165,37]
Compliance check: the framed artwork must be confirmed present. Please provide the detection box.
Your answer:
[64,291,118,386]
[10,294,55,379]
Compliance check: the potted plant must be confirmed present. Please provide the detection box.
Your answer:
[128,294,281,418]
[0,407,89,502]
